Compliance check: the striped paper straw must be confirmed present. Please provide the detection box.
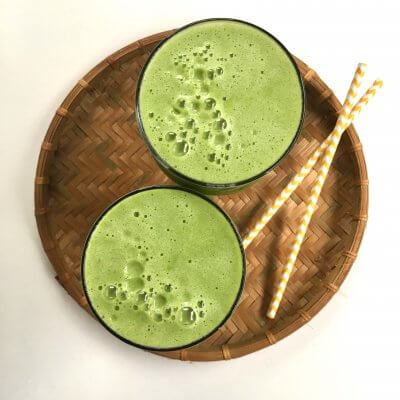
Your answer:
[267,76,382,319]
[242,64,367,250]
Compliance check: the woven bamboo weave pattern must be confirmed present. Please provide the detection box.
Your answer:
[35,30,368,361]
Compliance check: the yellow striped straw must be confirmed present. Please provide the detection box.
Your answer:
[243,64,366,250]
[267,74,382,319]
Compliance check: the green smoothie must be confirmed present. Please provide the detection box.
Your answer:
[83,187,244,350]
[138,19,303,185]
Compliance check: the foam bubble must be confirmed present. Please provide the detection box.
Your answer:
[186,118,195,129]
[173,140,189,156]
[164,284,172,292]
[137,290,148,304]
[164,308,172,317]
[165,132,176,142]
[153,313,163,322]
[204,97,216,110]
[180,307,197,325]
[215,119,227,130]
[212,110,221,119]
[104,285,117,299]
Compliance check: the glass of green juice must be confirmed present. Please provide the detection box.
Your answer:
[82,186,245,351]
[136,18,305,194]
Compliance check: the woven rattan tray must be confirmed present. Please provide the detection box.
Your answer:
[35,30,368,361]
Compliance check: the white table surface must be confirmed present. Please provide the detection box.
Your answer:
[1,1,399,398]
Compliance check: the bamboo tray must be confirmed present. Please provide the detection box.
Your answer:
[35,29,368,361]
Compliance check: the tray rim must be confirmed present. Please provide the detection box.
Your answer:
[34,29,369,361]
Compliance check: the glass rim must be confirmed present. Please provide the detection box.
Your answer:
[135,17,306,190]
[81,185,246,352]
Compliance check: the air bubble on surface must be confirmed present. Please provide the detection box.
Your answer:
[180,307,196,325]
[212,110,221,119]
[164,308,172,318]
[173,140,189,156]
[104,285,117,299]
[164,284,172,292]
[204,98,216,110]
[165,132,176,142]
[186,118,195,129]
[136,290,148,304]
[207,153,216,162]
[153,313,163,322]
[215,119,227,130]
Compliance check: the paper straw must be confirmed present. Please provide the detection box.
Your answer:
[242,64,367,250]
[267,76,382,319]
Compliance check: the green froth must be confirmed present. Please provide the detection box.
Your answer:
[139,20,303,184]
[83,188,244,349]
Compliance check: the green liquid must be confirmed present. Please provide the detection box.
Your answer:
[138,20,303,184]
[83,188,244,349]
